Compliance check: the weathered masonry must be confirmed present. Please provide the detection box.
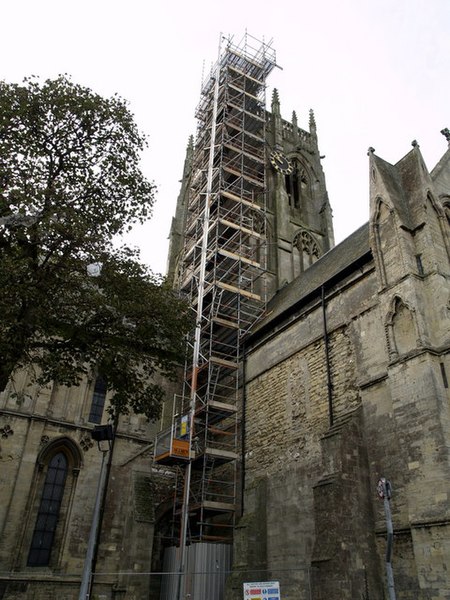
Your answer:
[226,142,450,600]
[165,32,450,600]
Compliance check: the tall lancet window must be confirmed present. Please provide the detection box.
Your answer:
[27,452,68,567]
[20,438,82,571]
[442,198,450,226]
[88,375,107,424]
[285,161,309,213]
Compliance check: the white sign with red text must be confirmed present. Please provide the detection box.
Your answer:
[243,581,281,600]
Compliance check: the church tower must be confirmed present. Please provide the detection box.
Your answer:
[166,136,194,285]
[159,34,335,600]
[167,89,334,298]
[265,90,334,294]
[157,33,280,599]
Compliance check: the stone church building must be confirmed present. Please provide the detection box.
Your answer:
[165,41,450,597]
[225,129,450,600]
[0,367,166,599]
[1,36,450,600]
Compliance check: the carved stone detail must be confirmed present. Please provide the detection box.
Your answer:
[0,424,14,438]
[294,230,320,258]
[80,435,94,452]
[440,127,450,144]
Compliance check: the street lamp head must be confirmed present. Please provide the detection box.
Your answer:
[91,424,114,451]
[91,424,113,441]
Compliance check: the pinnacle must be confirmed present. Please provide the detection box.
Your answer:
[272,88,280,105]
[441,127,450,146]
[309,108,316,131]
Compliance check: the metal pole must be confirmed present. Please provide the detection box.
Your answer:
[79,448,109,600]
[378,477,396,600]
[88,420,117,599]
[176,39,222,600]
[321,285,334,427]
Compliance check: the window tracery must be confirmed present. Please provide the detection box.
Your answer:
[88,375,107,424]
[27,453,68,567]
[19,438,82,570]
[294,230,320,258]
[292,229,321,277]
[285,160,309,210]
[442,198,450,225]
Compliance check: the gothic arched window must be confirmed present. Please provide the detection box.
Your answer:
[17,438,82,570]
[441,197,450,226]
[293,229,321,276]
[285,161,309,211]
[372,198,394,287]
[385,296,419,358]
[27,452,68,566]
[88,375,107,424]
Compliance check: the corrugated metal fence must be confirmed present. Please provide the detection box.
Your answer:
[160,543,232,600]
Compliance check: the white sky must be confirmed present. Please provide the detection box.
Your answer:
[2,0,449,274]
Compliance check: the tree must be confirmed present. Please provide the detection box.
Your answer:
[0,76,191,420]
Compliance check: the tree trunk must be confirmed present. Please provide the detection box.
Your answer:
[0,351,24,393]
[0,365,14,393]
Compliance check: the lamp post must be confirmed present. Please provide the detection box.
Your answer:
[79,424,114,600]
[377,477,396,600]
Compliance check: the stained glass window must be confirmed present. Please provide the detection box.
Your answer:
[88,376,107,424]
[27,452,68,567]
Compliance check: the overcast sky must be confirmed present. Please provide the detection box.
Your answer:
[2,0,449,274]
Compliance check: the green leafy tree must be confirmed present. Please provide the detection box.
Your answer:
[0,76,191,420]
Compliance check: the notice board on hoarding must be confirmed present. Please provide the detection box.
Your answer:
[243,581,281,600]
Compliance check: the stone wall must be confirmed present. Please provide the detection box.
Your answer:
[0,373,160,600]
[230,227,450,600]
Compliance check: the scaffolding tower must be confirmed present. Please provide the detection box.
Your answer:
[155,32,277,570]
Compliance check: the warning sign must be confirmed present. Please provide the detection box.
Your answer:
[243,581,281,600]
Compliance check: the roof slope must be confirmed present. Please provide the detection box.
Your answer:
[371,152,415,230]
[251,222,371,340]
[431,146,450,197]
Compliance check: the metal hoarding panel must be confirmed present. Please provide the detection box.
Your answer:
[160,546,178,600]
[160,542,232,600]
[190,542,232,600]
